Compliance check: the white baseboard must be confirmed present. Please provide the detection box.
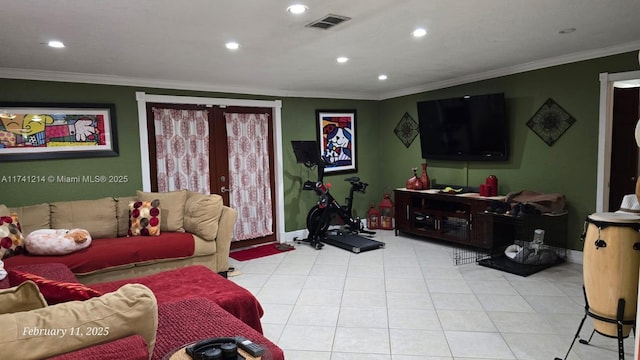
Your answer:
[282,229,307,243]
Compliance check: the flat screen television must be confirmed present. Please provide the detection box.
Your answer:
[417,93,509,161]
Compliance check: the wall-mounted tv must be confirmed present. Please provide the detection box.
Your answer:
[417,93,509,161]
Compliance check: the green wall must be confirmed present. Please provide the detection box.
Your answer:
[378,51,640,250]
[0,80,145,203]
[280,98,381,231]
[0,79,380,233]
[1,50,638,250]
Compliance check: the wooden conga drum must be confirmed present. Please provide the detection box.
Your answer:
[583,212,640,337]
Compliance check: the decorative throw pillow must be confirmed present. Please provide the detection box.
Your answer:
[0,259,6,281]
[184,192,224,241]
[136,190,187,232]
[0,280,48,314]
[24,228,92,255]
[129,200,161,236]
[0,214,25,259]
[7,270,103,305]
[116,196,137,237]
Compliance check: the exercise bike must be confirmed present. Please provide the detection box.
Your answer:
[296,158,379,251]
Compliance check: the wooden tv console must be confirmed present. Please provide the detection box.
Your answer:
[394,188,568,252]
[393,188,501,249]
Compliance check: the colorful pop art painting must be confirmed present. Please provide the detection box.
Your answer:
[0,103,118,160]
[316,110,357,173]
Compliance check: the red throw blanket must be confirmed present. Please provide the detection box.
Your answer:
[153,298,284,360]
[91,265,264,333]
[51,336,149,360]
[3,232,195,274]
[4,264,272,360]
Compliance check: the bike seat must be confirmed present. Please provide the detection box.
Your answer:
[344,176,360,183]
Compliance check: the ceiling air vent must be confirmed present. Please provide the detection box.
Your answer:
[306,14,351,30]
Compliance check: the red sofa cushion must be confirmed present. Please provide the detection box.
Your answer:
[7,270,103,304]
[91,265,264,334]
[2,232,195,274]
[153,298,284,360]
[0,263,78,289]
[49,335,149,360]
[49,299,283,360]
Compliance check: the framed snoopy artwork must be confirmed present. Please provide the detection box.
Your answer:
[316,109,357,174]
[0,102,118,161]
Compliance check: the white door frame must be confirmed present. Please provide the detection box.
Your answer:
[135,92,285,242]
[597,70,640,212]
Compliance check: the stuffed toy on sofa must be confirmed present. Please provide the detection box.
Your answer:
[24,229,92,256]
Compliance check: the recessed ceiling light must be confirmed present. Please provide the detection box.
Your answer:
[287,4,308,14]
[378,74,388,81]
[412,28,427,37]
[559,28,576,34]
[48,40,65,48]
[336,57,349,63]
[225,42,240,50]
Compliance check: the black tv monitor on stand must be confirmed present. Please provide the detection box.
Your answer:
[291,140,320,168]
[292,140,322,190]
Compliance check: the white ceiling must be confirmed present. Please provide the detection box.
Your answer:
[1,0,639,100]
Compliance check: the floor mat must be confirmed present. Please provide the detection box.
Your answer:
[229,243,295,261]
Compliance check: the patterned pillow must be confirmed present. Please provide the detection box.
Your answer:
[129,200,161,236]
[0,214,25,259]
[7,270,104,305]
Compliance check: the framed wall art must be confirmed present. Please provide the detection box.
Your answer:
[394,112,419,148]
[0,102,118,161]
[316,109,357,174]
[526,98,576,146]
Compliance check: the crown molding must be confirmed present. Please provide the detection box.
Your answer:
[1,40,638,101]
[0,68,376,101]
[378,40,640,100]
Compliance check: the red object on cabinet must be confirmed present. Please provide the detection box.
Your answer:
[379,194,394,230]
[406,168,422,189]
[486,175,498,196]
[367,204,380,230]
[420,163,430,190]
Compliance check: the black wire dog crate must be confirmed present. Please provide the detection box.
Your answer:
[454,212,568,276]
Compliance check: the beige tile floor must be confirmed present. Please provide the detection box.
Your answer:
[229,230,636,360]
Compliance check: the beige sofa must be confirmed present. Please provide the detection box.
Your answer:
[1,190,237,283]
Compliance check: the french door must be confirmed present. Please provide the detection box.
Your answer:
[608,87,640,211]
[146,103,276,247]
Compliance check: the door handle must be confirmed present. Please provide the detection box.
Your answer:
[221,186,231,193]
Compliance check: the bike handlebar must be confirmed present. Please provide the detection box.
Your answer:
[313,158,367,193]
[354,182,368,193]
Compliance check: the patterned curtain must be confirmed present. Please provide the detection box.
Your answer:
[153,108,210,193]
[225,112,273,241]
